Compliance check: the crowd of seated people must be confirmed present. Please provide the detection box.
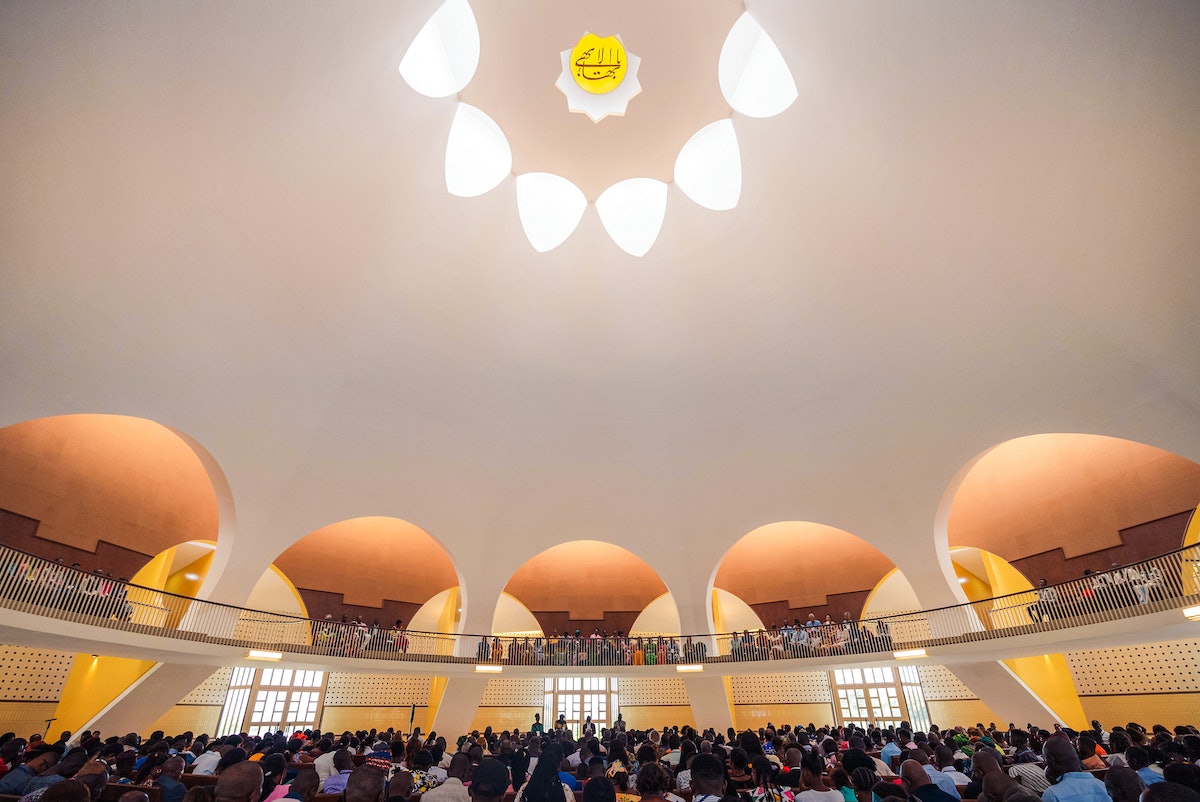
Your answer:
[467,619,895,668]
[472,634,709,667]
[2,718,1198,802]
[725,617,893,660]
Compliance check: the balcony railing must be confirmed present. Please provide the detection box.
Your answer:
[1,542,1197,667]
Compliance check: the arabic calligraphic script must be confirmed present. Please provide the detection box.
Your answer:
[569,34,628,95]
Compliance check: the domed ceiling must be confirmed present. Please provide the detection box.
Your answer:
[1,0,1198,627]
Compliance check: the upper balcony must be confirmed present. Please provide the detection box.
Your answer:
[1,542,1197,676]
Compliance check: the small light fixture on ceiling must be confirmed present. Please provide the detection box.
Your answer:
[1183,605,1200,620]
[719,12,797,118]
[893,648,927,660]
[675,663,704,673]
[475,664,503,673]
[247,650,283,661]
[399,0,480,98]
[445,103,512,198]
[957,576,968,584]
[184,572,200,581]
[596,178,668,256]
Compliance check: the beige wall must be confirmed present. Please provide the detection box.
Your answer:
[620,705,695,731]
[147,704,221,737]
[1078,693,1200,727]
[322,705,429,733]
[926,699,1003,728]
[733,702,835,730]
[469,706,543,733]
[0,701,59,738]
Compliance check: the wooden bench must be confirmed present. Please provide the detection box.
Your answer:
[99,784,164,802]
[181,775,218,788]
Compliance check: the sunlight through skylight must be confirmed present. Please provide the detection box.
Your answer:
[596,178,668,257]
[718,12,797,118]
[445,103,511,197]
[674,119,741,211]
[398,0,480,98]
[516,173,588,253]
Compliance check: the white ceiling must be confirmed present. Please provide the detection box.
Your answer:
[2,1,1198,631]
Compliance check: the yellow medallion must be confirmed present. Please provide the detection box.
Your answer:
[570,33,627,95]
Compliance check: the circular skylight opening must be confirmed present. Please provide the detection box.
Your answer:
[403,2,800,255]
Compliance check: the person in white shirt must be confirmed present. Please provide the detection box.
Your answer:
[421,754,471,802]
[190,744,227,776]
[311,739,338,787]
[797,754,843,802]
[934,746,971,786]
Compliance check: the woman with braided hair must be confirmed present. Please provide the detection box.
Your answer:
[748,756,794,802]
[518,743,572,802]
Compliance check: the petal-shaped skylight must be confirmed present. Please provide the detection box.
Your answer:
[398,0,480,98]
[674,119,742,211]
[445,102,512,197]
[718,12,798,118]
[595,178,668,257]
[515,173,587,253]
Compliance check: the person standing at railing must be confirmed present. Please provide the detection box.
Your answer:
[1028,580,1059,623]
[390,620,409,654]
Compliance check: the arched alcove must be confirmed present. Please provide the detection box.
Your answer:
[270,516,460,630]
[489,591,543,637]
[712,521,898,630]
[628,592,682,636]
[0,414,224,581]
[501,540,669,635]
[945,434,1200,586]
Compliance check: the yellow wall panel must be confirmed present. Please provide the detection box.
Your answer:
[54,654,157,732]
[146,704,221,737]
[0,701,59,738]
[1079,693,1200,727]
[733,703,834,730]
[621,705,694,731]
[927,699,1003,728]
[470,706,542,733]
[321,705,428,733]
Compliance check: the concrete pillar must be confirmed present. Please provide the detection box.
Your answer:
[429,675,489,736]
[946,660,1082,729]
[681,673,734,732]
[77,661,217,737]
